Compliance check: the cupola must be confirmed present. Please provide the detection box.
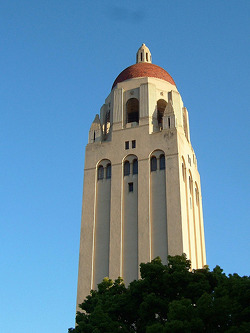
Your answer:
[136,43,152,63]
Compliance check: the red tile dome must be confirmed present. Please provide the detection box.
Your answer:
[112,62,176,90]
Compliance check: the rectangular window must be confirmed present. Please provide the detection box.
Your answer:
[132,140,136,148]
[128,182,133,192]
[125,141,129,150]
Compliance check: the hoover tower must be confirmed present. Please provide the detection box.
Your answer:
[77,44,206,305]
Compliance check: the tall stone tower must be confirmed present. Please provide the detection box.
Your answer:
[77,44,206,305]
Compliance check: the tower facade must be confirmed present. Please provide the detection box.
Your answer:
[77,44,206,305]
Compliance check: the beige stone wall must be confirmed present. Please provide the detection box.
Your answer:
[123,154,138,284]
[150,150,168,264]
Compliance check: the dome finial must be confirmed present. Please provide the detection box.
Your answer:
[136,43,152,64]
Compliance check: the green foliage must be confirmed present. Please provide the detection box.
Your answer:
[69,254,250,333]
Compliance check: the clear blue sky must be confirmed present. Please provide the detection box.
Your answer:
[1,1,249,332]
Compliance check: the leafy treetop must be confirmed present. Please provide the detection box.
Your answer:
[69,254,250,333]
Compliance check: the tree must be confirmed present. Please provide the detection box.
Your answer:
[69,255,250,333]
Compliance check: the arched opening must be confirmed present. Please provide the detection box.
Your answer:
[157,99,167,129]
[151,156,157,172]
[124,161,130,176]
[97,165,104,180]
[159,154,165,170]
[104,110,110,137]
[133,159,138,175]
[126,98,139,123]
[106,163,111,179]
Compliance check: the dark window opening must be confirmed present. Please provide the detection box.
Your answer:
[128,182,133,192]
[126,98,139,123]
[141,53,142,61]
[98,165,104,180]
[146,53,148,61]
[132,140,136,148]
[151,156,157,172]
[157,99,167,129]
[106,164,111,179]
[104,111,110,136]
[160,155,165,170]
[189,176,193,193]
[93,131,96,142]
[125,141,129,150]
[124,161,130,176]
[195,188,199,205]
[168,117,171,128]
[133,159,138,175]
[182,163,186,181]
[106,110,110,122]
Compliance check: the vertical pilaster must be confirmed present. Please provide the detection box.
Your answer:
[109,163,122,280]
[113,88,123,126]
[139,83,149,118]
[138,158,151,272]
[76,167,96,308]
[166,151,183,256]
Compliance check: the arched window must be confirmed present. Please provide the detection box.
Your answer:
[157,99,167,129]
[104,110,110,136]
[133,159,138,175]
[126,98,139,123]
[98,165,104,180]
[106,164,111,179]
[151,156,157,172]
[160,155,165,170]
[124,161,130,176]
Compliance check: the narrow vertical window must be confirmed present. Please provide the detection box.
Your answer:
[146,53,148,61]
[182,163,186,181]
[124,161,130,176]
[195,187,199,205]
[151,156,157,172]
[132,140,136,148]
[106,164,111,179]
[160,155,165,170]
[128,182,133,192]
[168,117,171,128]
[157,99,167,130]
[133,159,138,175]
[126,98,139,123]
[125,141,129,150]
[141,52,143,61]
[98,165,104,180]
[189,176,193,193]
